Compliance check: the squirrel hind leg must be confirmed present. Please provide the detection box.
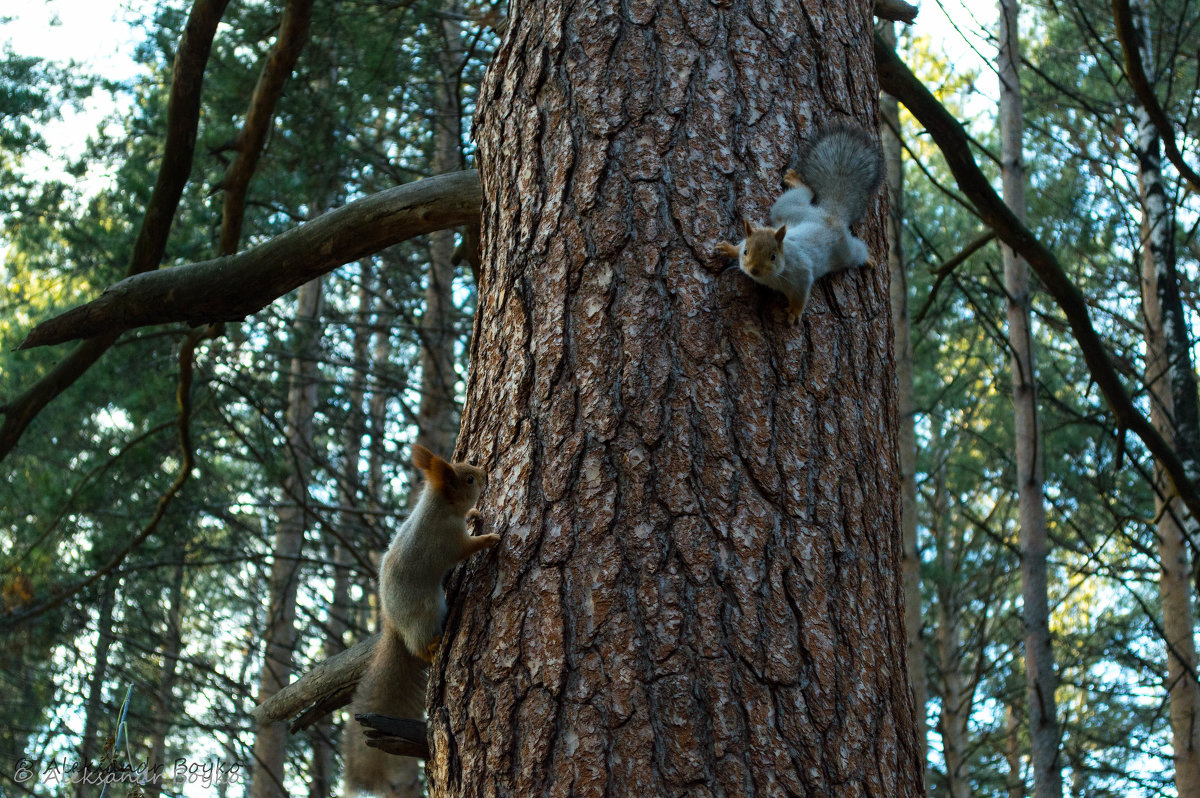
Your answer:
[783,168,809,190]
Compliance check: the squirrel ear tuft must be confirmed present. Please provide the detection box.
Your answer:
[412,444,433,472]
[425,453,460,497]
[775,225,787,243]
[743,219,754,238]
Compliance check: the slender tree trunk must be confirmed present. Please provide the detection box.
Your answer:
[320,266,375,798]
[998,3,1062,795]
[881,20,927,792]
[366,253,397,534]
[251,276,324,798]
[344,256,421,797]
[931,435,970,798]
[417,1,467,459]
[1005,702,1024,798]
[426,2,921,794]
[1131,5,1200,793]
[145,560,186,798]
[76,576,116,798]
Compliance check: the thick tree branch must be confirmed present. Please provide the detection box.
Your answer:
[1112,0,1200,194]
[20,171,483,349]
[874,0,919,24]
[220,0,314,254]
[874,32,1200,522]
[0,0,230,461]
[252,634,376,727]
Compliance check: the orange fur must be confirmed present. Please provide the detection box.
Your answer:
[411,443,434,472]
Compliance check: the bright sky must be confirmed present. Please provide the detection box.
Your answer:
[2,0,154,174]
[0,0,992,168]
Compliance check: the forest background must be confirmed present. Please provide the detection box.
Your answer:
[2,0,1199,795]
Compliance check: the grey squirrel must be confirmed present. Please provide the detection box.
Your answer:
[716,123,884,323]
[343,444,498,795]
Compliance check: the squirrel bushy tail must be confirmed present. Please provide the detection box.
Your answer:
[800,123,884,225]
[343,628,427,796]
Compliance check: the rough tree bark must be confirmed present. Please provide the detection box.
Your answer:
[997,2,1062,796]
[1131,3,1200,792]
[425,1,921,795]
[251,277,324,798]
[881,20,927,790]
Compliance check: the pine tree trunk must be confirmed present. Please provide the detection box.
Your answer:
[145,560,186,798]
[998,3,1062,795]
[426,2,921,794]
[1131,4,1200,792]
[417,1,467,460]
[931,437,970,798]
[76,576,116,798]
[1004,703,1024,798]
[251,276,324,798]
[881,20,927,791]
[321,264,375,798]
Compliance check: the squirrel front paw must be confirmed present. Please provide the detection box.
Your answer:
[715,240,741,258]
[786,299,806,326]
[420,634,443,663]
[466,508,483,523]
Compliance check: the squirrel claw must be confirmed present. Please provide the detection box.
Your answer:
[420,635,442,663]
[715,240,740,258]
[783,169,807,190]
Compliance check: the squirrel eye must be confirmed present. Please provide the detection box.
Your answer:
[466,475,475,485]
[770,252,776,261]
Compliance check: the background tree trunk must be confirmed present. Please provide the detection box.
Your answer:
[930,431,970,798]
[997,2,1062,795]
[1004,703,1024,798]
[251,276,324,798]
[881,19,927,791]
[320,263,373,798]
[426,2,921,795]
[75,575,116,798]
[416,0,468,460]
[145,559,186,798]
[1132,3,1200,792]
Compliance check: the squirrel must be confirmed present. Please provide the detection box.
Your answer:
[716,123,884,324]
[343,444,498,795]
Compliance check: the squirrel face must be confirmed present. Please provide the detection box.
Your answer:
[412,444,487,515]
[739,220,787,279]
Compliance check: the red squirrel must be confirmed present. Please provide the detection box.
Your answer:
[343,444,498,795]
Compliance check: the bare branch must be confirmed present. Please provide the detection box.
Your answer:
[874,31,1200,524]
[20,171,483,349]
[220,0,315,253]
[874,0,919,24]
[252,634,377,726]
[0,325,217,632]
